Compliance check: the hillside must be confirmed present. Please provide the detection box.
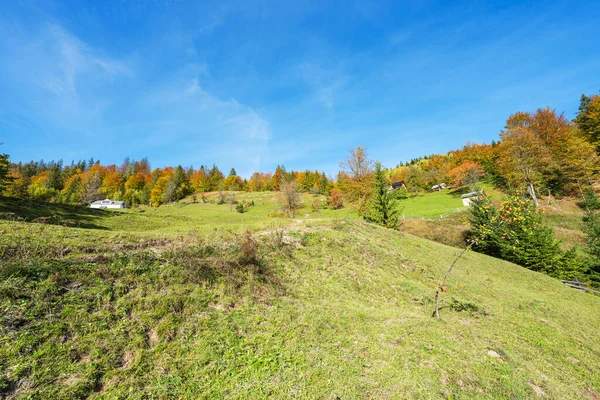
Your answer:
[1,196,599,399]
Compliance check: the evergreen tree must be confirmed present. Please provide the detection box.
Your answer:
[229,168,237,176]
[0,144,14,192]
[318,173,330,195]
[583,197,600,284]
[367,162,399,229]
[470,194,563,274]
[208,164,223,191]
[165,165,189,202]
[468,195,498,255]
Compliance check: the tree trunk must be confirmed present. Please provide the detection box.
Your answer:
[526,180,538,206]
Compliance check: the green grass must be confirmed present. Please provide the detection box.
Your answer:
[1,194,599,399]
[396,189,467,218]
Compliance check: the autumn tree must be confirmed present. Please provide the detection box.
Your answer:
[575,94,600,152]
[102,167,124,200]
[404,165,426,193]
[339,146,373,214]
[551,128,598,194]
[3,171,27,198]
[191,167,209,193]
[150,176,169,206]
[62,170,85,204]
[124,172,150,206]
[165,165,190,202]
[83,170,103,204]
[271,165,285,191]
[224,174,243,191]
[279,181,301,218]
[499,108,598,200]
[448,161,484,190]
[498,122,552,205]
[422,154,450,188]
[28,171,54,200]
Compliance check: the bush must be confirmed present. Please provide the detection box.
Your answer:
[311,199,321,212]
[238,230,258,266]
[328,189,343,209]
[236,203,245,213]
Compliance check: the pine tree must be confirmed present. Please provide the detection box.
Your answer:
[0,144,13,192]
[367,162,399,229]
[583,203,600,284]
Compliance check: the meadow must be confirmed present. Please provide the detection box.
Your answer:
[1,193,599,399]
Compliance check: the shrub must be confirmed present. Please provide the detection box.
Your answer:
[238,229,258,266]
[311,199,321,212]
[328,189,343,209]
[236,203,246,213]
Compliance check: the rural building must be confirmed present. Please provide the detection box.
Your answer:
[90,199,126,209]
[461,191,483,206]
[431,183,447,191]
[388,181,407,192]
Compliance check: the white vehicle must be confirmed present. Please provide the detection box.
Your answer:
[90,199,126,209]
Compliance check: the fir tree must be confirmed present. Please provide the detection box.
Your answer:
[367,162,399,229]
[0,144,13,192]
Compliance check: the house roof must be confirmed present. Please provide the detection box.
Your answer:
[391,181,405,187]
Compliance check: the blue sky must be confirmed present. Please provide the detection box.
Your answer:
[1,0,599,177]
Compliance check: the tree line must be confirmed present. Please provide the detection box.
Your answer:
[0,155,333,207]
[1,92,599,209]
[385,93,600,202]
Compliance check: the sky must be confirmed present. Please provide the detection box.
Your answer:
[1,0,599,177]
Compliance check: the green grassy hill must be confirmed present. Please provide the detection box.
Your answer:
[1,195,599,399]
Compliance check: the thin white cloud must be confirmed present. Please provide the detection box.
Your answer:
[0,21,131,135]
[298,63,350,109]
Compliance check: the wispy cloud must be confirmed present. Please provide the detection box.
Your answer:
[0,21,131,135]
[298,63,350,110]
[0,20,272,173]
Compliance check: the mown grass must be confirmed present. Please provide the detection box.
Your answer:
[1,195,599,399]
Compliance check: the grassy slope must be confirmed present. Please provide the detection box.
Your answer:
[1,196,599,399]
[397,190,466,218]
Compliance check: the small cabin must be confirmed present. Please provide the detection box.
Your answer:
[461,191,483,206]
[90,199,126,209]
[388,181,407,192]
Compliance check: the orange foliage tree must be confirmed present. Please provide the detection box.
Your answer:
[448,161,484,189]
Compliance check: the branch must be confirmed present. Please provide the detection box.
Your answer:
[432,242,473,318]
